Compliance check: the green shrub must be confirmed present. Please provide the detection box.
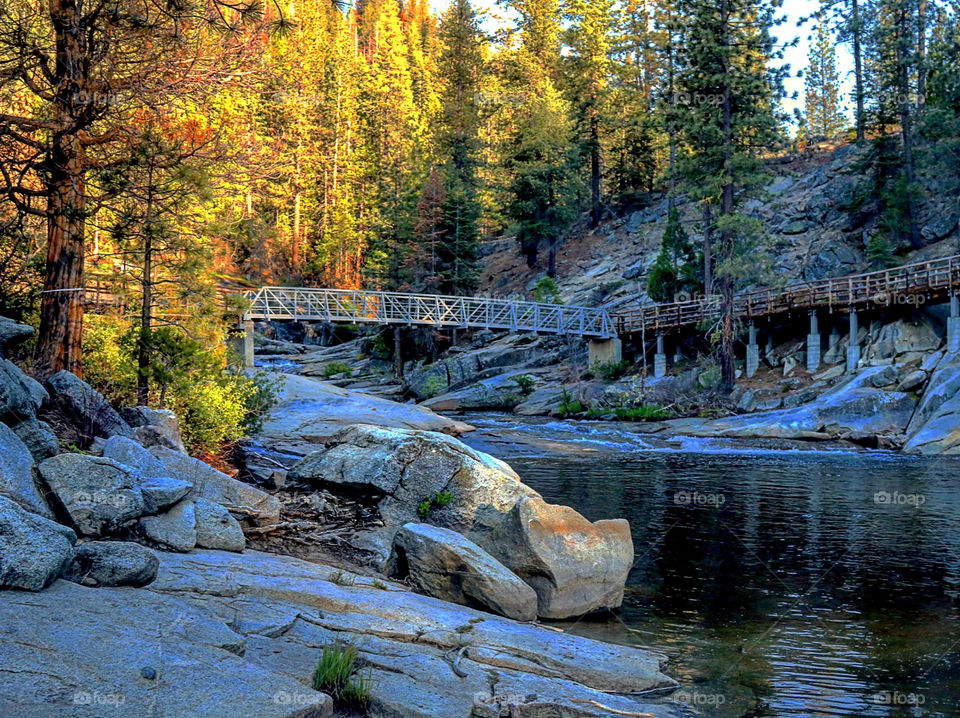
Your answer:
[557,388,583,417]
[614,405,670,421]
[590,359,629,381]
[420,374,448,399]
[323,361,351,378]
[532,277,563,304]
[512,374,536,395]
[313,642,372,710]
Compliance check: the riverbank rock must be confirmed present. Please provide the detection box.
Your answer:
[12,417,60,461]
[0,495,75,590]
[121,406,187,453]
[63,541,159,587]
[903,352,960,454]
[0,579,334,717]
[38,454,148,536]
[255,373,473,457]
[0,316,33,354]
[863,315,941,365]
[194,498,246,551]
[146,549,680,717]
[46,370,134,442]
[0,421,53,518]
[482,497,634,619]
[387,523,538,621]
[101,437,192,513]
[140,499,198,552]
[289,424,538,533]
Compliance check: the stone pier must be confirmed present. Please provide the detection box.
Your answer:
[244,319,255,369]
[588,338,622,366]
[654,334,666,379]
[806,311,820,373]
[746,322,759,378]
[847,310,860,373]
[949,295,960,354]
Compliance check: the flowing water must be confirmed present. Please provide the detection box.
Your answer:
[461,416,960,717]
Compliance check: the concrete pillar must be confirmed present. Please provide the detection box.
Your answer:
[949,295,960,354]
[846,310,860,373]
[588,338,622,366]
[806,311,820,373]
[746,322,759,378]
[654,334,666,379]
[243,319,255,369]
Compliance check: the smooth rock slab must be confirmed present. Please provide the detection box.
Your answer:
[64,541,159,587]
[481,497,634,619]
[0,495,75,590]
[0,580,332,717]
[387,522,538,621]
[0,421,53,518]
[38,454,147,536]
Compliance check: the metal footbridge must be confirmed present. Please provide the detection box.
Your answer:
[240,286,618,338]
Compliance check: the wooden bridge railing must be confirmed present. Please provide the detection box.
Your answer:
[613,254,960,335]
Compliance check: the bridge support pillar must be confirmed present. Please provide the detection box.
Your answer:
[654,334,666,379]
[243,319,255,369]
[949,295,960,354]
[588,338,622,367]
[746,323,759,378]
[847,310,860,373]
[806,311,820,373]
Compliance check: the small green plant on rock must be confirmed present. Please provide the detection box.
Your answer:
[512,374,536,395]
[418,490,454,519]
[313,642,372,710]
[557,388,583,417]
[588,359,629,381]
[323,361,351,378]
[532,277,563,304]
[420,374,448,399]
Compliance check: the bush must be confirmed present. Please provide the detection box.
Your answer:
[532,277,563,304]
[313,642,372,710]
[323,361,351,378]
[82,313,279,455]
[587,359,629,381]
[420,374,448,399]
[512,374,536,395]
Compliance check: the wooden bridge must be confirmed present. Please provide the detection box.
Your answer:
[613,253,960,336]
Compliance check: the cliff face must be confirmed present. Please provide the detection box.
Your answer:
[479,143,960,310]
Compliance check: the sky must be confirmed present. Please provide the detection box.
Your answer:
[428,0,858,126]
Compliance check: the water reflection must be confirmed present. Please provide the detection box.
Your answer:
[507,451,960,717]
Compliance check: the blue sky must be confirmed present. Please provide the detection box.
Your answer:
[429,0,857,125]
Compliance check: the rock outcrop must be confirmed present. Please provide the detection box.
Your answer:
[63,541,160,587]
[903,352,960,454]
[387,522,539,621]
[46,370,134,442]
[0,420,53,518]
[121,406,188,453]
[290,424,635,618]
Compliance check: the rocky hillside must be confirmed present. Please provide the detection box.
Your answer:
[479,144,960,309]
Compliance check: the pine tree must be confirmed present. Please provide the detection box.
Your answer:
[804,23,846,139]
[674,0,788,390]
[647,207,698,301]
[818,0,871,141]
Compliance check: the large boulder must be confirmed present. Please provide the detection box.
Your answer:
[481,497,634,619]
[904,352,960,454]
[140,499,198,552]
[0,495,75,590]
[46,370,134,442]
[0,358,38,426]
[0,421,53,518]
[149,446,282,524]
[289,424,538,531]
[11,417,60,461]
[101,436,192,513]
[387,523,538,621]
[63,541,159,587]
[121,406,187,453]
[37,454,147,536]
[255,373,473,457]
[0,316,33,355]
[863,316,941,365]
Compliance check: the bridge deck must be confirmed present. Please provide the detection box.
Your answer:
[614,254,960,336]
[241,286,617,338]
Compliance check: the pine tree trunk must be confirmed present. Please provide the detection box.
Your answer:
[37,0,89,377]
[137,194,153,406]
[897,4,921,249]
[702,203,713,297]
[590,106,601,228]
[917,0,926,112]
[718,0,735,392]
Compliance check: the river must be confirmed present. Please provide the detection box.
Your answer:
[460,415,960,718]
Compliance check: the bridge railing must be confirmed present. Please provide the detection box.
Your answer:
[242,286,617,338]
[614,254,960,335]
